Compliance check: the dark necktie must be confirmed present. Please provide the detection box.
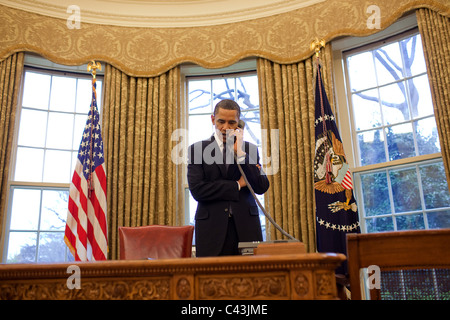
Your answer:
[223,142,232,171]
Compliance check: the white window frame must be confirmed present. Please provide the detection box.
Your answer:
[332,13,447,233]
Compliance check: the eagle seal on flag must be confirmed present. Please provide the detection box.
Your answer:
[314,131,357,213]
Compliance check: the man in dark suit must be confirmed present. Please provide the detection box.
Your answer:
[187,99,269,257]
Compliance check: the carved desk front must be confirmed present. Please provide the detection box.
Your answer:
[0,253,345,300]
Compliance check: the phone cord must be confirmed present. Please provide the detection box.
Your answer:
[234,153,298,241]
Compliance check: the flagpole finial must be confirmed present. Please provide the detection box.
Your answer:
[87,60,102,79]
[310,38,326,57]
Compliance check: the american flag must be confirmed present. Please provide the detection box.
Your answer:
[313,61,360,275]
[64,77,108,261]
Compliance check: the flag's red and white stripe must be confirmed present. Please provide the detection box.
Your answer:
[65,158,107,261]
[341,169,353,190]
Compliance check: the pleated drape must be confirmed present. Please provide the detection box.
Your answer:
[0,52,24,238]
[102,64,181,259]
[416,9,450,191]
[257,45,335,252]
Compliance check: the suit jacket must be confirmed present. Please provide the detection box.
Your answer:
[187,135,270,256]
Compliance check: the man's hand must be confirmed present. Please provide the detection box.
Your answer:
[237,175,246,189]
[233,128,246,158]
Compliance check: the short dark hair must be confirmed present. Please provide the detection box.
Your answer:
[213,99,241,118]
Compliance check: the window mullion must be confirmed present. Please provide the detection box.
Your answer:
[386,168,397,231]
[34,188,43,262]
[416,164,429,229]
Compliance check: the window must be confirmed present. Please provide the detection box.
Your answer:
[182,61,266,240]
[3,56,103,263]
[346,32,436,166]
[334,18,450,234]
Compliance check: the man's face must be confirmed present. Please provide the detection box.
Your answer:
[211,108,239,142]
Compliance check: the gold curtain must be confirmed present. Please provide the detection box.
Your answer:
[416,9,450,190]
[102,64,182,259]
[257,45,334,253]
[0,52,24,238]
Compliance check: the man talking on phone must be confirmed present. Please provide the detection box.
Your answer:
[187,99,269,256]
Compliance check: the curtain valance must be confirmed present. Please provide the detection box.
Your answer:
[1,1,448,77]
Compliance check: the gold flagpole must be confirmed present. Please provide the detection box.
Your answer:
[310,38,326,82]
[86,60,101,198]
[310,39,333,183]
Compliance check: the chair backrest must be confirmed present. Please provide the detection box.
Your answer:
[347,229,450,300]
[119,225,194,260]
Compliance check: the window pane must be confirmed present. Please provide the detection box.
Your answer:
[389,168,421,213]
[49,76,76,112]
[420,162,450,209]
[96,81,102,109]
[236,75,259,109]
[379,82,409,125]
[76,78,102,114]
[71,151,78,175]
[188,192,197,226]
[43,150,72,183]
[73,114,88,149]
[386,123,415,161]
[358,129,386,165]
[427,210,450,229]
[188,79,211,114]
[241,110,261,145]
[75,79,102,114]
[40,190,68,231]
[352,89,381,130]
[408,75,434,118]
[14,147,44,182]
[401,34,427,76]
[347,52,377,91]
[213,78,235,103]
[6,232,37,263]
[9,188,41,230]
[189,114,213,144]
[76,78,92,113]
[360,171,390,216]
[38,232,66,263]
[256,192,267,241]
[22,72,50,110]
[415,117,440,155]
[17,109,47,147]
[396,214,425,230]
[374,42,404,86]
[366,216,394,233]
[46,112,74,150]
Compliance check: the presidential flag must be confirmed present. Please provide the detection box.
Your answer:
[314,63,360,275]
[64,77,108,261]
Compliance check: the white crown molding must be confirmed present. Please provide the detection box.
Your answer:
[0,0,325,28]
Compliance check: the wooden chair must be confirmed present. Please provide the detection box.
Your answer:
[347,229,450,300]
[119,225,194,260]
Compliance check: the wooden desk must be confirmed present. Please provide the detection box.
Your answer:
[0,253,345,300]
[347,229,450,300]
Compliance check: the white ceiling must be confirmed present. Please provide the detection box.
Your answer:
[0,0,324,27]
